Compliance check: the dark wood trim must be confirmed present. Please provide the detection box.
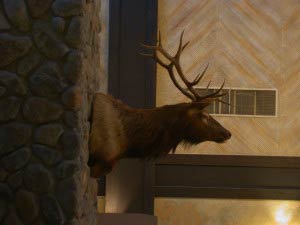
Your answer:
[155,154,300,200]
[143,0,158,109]
[106,0,157,214]
[108,0,157,108]
[142,0,158,214]
[155,187,300,200]
[157,154,300,168]
[108,0,121,98]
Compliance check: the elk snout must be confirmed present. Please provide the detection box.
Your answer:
[215,128,231,143]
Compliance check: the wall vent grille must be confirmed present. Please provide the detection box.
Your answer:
[196,88,277,117]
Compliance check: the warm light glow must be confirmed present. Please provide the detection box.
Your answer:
[275,204,292,225]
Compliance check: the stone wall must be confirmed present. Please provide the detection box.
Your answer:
[0,0,101,224]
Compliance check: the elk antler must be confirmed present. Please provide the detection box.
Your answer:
[141,30,227,103]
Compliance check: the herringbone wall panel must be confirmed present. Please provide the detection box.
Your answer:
[156,0,300,156]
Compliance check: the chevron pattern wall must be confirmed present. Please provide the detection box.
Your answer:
[156,0,300,156]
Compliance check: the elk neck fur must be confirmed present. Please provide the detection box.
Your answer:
[89,93,198,163]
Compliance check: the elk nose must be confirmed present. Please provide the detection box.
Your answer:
[225,130,231,139]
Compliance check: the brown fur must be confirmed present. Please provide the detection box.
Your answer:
[89,93,231,177]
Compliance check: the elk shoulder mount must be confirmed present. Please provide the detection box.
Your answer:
[89,31,231,177]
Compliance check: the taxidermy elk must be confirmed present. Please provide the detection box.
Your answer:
[89,31,231,177]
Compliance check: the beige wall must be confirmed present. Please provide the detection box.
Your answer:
[155,198,300,225]
[157,0,300,156]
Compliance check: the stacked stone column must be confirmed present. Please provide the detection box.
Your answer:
[0,0,101,224]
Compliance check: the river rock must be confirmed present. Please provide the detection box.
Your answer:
[30,71,63,97]
[62,86,83,110]
[32,144,61,166]
[0,97,22,122]
[0,123,32,156]
[3,0,30,31]
[15,190,39,223]
[0,71,27,95]
[52,17,66,33]
[23,97,63,123]
[24,163,54,194]
[0,34,32,67]
[52,0,85,17]
[65,16,82,48]
[33,21,69,59]
[34,124,64,146]
[1,147,31,172]
[61,131,80,159]
[40,195,65,225]
[17,51,42,77]
[0,11,10,30]
[27,0,53,18]
[64,50,83,83]
[7,171,23,189]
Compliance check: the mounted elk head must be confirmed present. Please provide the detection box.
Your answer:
[89,31,231,177]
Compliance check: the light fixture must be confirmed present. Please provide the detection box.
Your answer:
[275,204,292,225]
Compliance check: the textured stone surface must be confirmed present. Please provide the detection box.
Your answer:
[0,71,27,95]
[0,33,32,67]
[54,161,80,179]
[52,0,85,17]
[2,211,23,225]
[33,219,47,225]
[16,190,39,223]
[62,86,83,110]
[3,0,30,32]
[0,11,11,30]
[36,61,62,78]
[65,16,82,48]
[61,131,80,159]
[30,72,63,97]
[0,97,22,122]
[0,199,7,223]
[33,21,69,59]
[40,195,65,225]
[56,177,81,219]
[52,17,66,34]
[7,171,23,189]
[0,123,32,156]
[23,97,63,123]
[32,145,61,166]
[64,111,80,128]
[17,51,42,77]
[27,0,53,18]
[0,0,101,224]
[1,147,31,172]
[34,124,64,146]
[64,50,83,83]
[0,183,13,200]
[24,164,54,194]
[0,86,6,97]
[0,167,8,181]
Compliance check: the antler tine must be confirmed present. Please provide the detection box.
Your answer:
[206,80,212,89]
[190,63,209,86]
[142,30,228,103]
[171,32,202,99]
[197,79,226,101]
[141,31,195,100]
[166,67,195,100]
